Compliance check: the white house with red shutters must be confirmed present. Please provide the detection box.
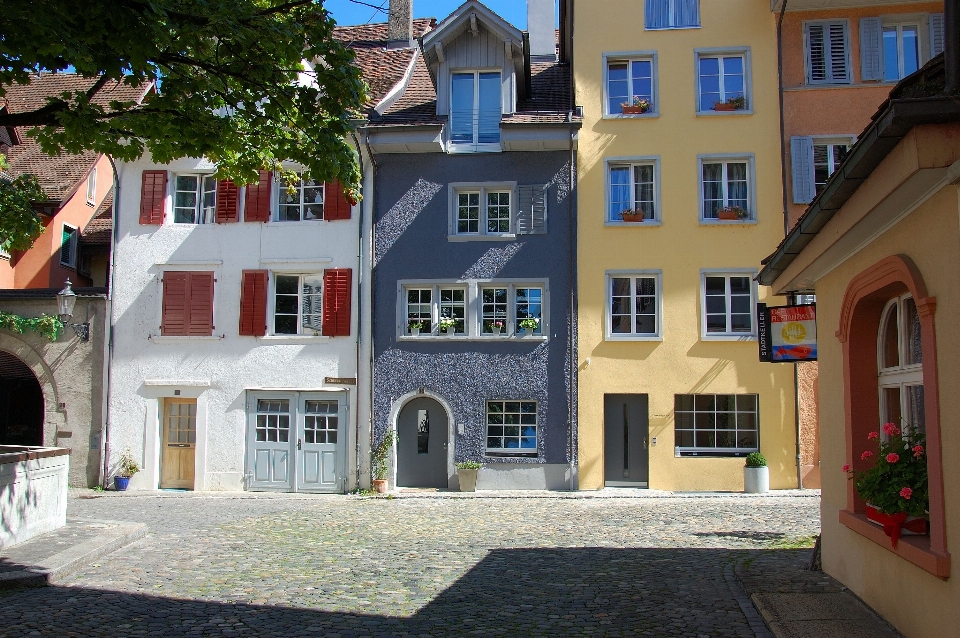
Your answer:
[107,154,360,492]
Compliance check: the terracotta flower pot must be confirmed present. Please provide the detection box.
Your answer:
[372,479,388,494]
[717,210,740,221]
[713,102,736,112]
[621,105,647,114]
[621,213,646,222]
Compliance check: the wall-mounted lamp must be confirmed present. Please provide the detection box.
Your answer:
[56,278,90,341]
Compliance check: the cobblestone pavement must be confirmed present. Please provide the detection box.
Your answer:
[1,492,820,637]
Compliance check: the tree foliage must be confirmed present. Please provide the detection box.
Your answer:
[0,157,46,252]
[0,0,367,198]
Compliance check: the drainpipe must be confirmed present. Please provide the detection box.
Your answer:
[777,0,789,237]
[568,111,577,491]
[946,0,959,94]
[363,129,379,490]
[99,154,120,488]
[351,130,365,492]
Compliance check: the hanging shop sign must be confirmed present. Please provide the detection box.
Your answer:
[757,303,817,362]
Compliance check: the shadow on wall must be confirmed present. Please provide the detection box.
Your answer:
[0,462,40,549]
[1,546,790,634]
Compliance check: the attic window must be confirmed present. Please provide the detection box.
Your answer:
[450,71,501,151]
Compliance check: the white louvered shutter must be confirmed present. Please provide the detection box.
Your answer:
[791,137,816,205]
[860,18,883,81]
[517,185,547,235]
[930,13,945,58]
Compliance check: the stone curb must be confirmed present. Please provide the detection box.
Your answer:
[724,563,774,638]
[0,518,146,590]
[750,592,904,638]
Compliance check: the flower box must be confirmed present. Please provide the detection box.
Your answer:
[717,210,739,220]
[713,102,736,112]
[621,212,646,222]
[866,504,928,535]
[621,105,647,115]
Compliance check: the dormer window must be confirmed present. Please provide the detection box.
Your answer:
[450,71,501,151]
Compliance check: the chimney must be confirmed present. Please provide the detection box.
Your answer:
[387,0,413,48]
[527,0,556,62]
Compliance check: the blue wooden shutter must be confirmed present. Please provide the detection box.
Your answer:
[645,0,668,29]
[673,0,699,28]
[791,137,815,205]
[930,13,945,58]
[860,18,883,81]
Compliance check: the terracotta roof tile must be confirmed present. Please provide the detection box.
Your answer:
[81,191,113,245]
[1,74,150,203]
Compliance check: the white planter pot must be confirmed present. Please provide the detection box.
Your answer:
[491,327,501,336]
[410,327,420,336]
[744,466,769,493]
[457,469,478,492]
[445,326,456,335]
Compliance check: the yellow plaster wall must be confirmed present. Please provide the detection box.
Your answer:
[575,0,797,491]
[815,185,960,637]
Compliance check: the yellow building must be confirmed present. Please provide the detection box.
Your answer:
[574,0,797,491]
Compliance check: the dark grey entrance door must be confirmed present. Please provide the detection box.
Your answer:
[604,394,649,487]
[396,397,448,488]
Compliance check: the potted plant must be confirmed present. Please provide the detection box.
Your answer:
[844,422,928,548]
[743,452,769,494]
[485,319,504,336]
[114,449,140,491]
[438,317,458,335]
[408,319,423,336]
[371,430,396,494]
[620,208,647,223]
[713,95,746,112]
[518,317,539,336]
[456,461,482,492]
[716,206,748,221]
[620,96,650,115]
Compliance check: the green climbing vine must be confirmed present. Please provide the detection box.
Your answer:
[0,311,63,341]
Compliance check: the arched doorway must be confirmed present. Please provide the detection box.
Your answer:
[396,396,449,488]
[0,350,44,446]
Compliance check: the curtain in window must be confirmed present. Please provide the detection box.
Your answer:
[672,0,699,28]
[451,73,475,143]
[727,163,748,211]
[645,0,669,29]
[633,165,654,217]
[610,166,631,219]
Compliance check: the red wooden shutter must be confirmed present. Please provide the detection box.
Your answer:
[161,271,214,336]
[239,270,268,336]
[323,179,352,221]
[187,271,215,335]
[244,171,272,222]
[322,268,352,336]
[215,180,239,223]
[139,170,167,225]
[161,272,188,335]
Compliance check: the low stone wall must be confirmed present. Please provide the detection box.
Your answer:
[0,446,69,549]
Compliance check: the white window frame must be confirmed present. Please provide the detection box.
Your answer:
[605,156,661,225]
[448,70,502,154]
[877,294,925,435]
[606,270,663,341]
[59,223,79,268]
[645,0,700,30]
[699,270,758,340]
[881,17,926,83]
[448,182,517,240]
[270,273,323,337]
[698,154,755,224]
[275,171,325,222]
[171,173,217,224]
[602,52,659,118]
[398,279,549,341]
[674,393,759,456]
[804,20,851,85]
[86,167,97,206]
[485,399,538,455]
[694,48,752,115]
[812,136,855,194]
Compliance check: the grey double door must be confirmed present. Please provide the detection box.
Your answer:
[396,397,448,488]
[604,394,649,487]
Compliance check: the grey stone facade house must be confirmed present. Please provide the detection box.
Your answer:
[362,0,579,490]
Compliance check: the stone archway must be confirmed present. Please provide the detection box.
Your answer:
[0,333,62,447]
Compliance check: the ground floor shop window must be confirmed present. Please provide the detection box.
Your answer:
[674,393,758,456]
[486,400,537,454]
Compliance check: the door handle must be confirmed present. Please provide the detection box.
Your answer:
[643,439,647,449]
[297,439,302,450]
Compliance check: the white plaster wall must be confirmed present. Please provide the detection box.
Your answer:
[0,451,69,549]
[109,155,360,491]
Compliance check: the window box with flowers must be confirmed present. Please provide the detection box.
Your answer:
[484,319,505,336]
[518,317,540,336]
[620,96,651,115]
[716,205,748,221]
[844,422,929,548]
[619,208,649,223]
[713,95,746,112]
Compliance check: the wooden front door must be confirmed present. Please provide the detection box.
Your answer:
[161,399,196,489]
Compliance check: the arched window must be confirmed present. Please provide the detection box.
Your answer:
[877,294,924,435]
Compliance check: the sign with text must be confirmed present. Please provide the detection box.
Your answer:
[768,304,817,362]
[757,303,771,362]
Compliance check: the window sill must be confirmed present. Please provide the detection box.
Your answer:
[675,449,756,457]
[149,335,223,343]
[257,335,330,343]
[266,220,330,226]
[605,220,661,227]
[700,334,757,342]
[645,25,701,30]
[700,219,757,226]
[446,143,502,154]
[603,113,659,120]
[398,334,547,342]
[696,109,754,117]
[839,509,951,579]
[448,234,517,242]
[606,334,662,342]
